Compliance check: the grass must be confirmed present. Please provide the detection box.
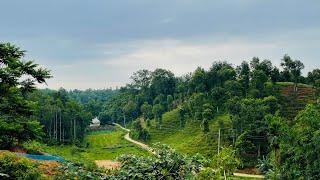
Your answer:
[42,127,148,164]
[146,109,232,158]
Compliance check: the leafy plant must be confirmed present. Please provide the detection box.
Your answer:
[0,152,41,180]
[22,140,44,155]
[113,143,205,179]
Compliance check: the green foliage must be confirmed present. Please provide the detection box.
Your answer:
[0,43,50,148]
[43,128,147,163]
[0,152,41,180]
[54,162,107,179]
[152,104,165,127]
[28,89,93,144]
[280,54,305,85]
[280,104,320,179]
[114,144,204,179]
[196,167,220,180]
[131,120,150,141]
[140,102,153,120]
[256,156,273,174]
[22,140,44,155]
[211,147,241,177]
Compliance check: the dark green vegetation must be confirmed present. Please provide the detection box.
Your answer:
[99,54,320,178]
[2,42,320,179]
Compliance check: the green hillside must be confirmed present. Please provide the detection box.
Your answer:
[275,82,316,121]
[145,109,233,157]
[143,82,316,158]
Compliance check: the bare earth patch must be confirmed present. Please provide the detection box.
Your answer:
[95,160,120,170]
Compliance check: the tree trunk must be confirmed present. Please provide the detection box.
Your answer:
[49,117,52,140]
[62,127,65,143]
[73,118,76,140]
[59,110,62,142]
[55,111,58,140]
[123,115,126,127]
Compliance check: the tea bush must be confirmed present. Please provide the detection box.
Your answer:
[0,152,41,180]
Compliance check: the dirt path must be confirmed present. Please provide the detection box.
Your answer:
[113,123,153,153]
[95,123,153,169]
[98,123,265,178]
[233,173,264,179]
[95,160,120,169]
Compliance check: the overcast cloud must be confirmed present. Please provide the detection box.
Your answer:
[1,0,320,89]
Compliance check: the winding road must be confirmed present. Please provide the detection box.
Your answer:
[96,123,264,179]
[113,123,154,153]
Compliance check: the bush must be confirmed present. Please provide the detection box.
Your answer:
[22,140,44,155]
[54,162,107,179]
[0,152,41,180]
[257,156,273,174]
[196,167,220,180]
[113,144,205,179]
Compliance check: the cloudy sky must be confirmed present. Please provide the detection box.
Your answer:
[1,0,320,90]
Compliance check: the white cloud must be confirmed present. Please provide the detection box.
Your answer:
[102,38,281,77]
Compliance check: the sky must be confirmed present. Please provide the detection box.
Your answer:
[1,0,320,90]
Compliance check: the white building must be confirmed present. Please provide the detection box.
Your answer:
[89,117,100,127]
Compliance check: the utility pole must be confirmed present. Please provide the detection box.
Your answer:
[218,128,221,154]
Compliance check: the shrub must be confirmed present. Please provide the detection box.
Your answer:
[0,152,41,180]
[22,140,44,155]
[113,144,205,179]
[196,167,220,180]
[54,162,107,179]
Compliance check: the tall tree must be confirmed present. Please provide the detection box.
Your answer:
[150,69,176,96]
[280,55,304,91]
[0,43,51,148]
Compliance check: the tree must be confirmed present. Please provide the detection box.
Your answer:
[212,147,240,179]
[211,87,227,112]
[178,105,187,128]
[238,61,250,96]
[122,101,137,127]
[130,69,152,90]
[270,66,280,84]
[166,95,174,110]
[152,104,165,129]
[187,93,207,120]
[190,67,208,93]
[280,104,320,179]
[98,111,113,125]
[207,61,236,89]
[202,107,213,134]
[280,55,304,91]
[251,70,268,97]
[150,69,176,96]
[140,102,153,121]
[307,69,320,86]
[0,43,51,148]
[250,58,273,77]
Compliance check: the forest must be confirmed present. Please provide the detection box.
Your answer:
[1,42,320,179]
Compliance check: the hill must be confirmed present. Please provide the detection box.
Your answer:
[275,82,316,121]
[144,109,233,157]
[142,82,316,158]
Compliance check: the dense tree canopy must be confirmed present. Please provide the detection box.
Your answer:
[0,43,51,148]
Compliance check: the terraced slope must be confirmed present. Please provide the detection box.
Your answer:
[276,82,315,121]
[146,109,232,157]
